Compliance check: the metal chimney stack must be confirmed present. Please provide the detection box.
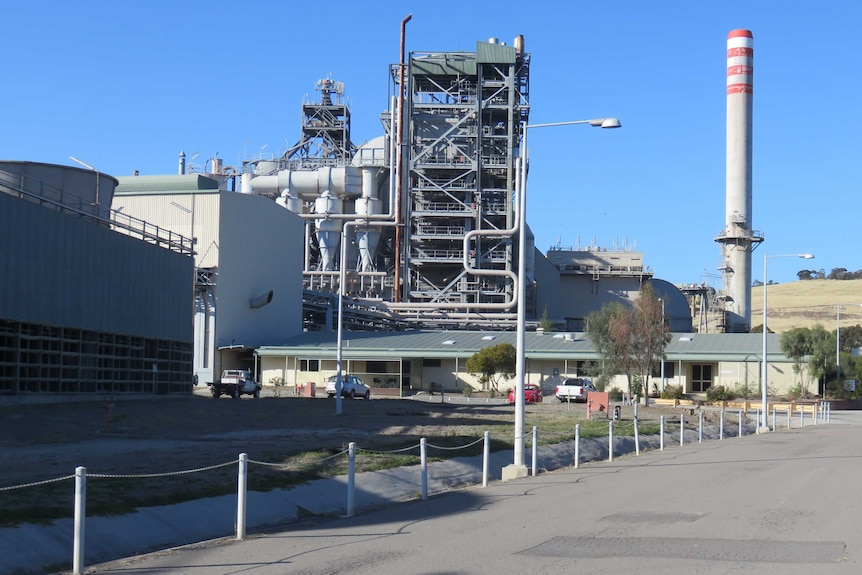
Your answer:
[716,29,762,332]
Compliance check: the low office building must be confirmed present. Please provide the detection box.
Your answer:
[255,330,808,399]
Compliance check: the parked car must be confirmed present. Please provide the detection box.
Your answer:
[325,374,371,400]
[209,369,261,399]
[508,384,543,405]
[554,378,596,402]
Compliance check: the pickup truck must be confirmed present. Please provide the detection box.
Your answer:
[209,370,261,399]
[554,378,596,403]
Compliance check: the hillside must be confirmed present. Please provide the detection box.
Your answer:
[747,278,862,333]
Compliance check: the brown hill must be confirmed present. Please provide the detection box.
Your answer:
[748,279,862,333]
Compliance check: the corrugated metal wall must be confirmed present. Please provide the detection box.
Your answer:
[0,192,192,342]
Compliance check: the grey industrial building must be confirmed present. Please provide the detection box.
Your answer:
[112,173,304,385]
[0,161,194,395]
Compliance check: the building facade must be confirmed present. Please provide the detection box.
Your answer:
[0,161,194,395]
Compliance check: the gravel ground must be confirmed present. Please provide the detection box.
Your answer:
[0,389,680,525]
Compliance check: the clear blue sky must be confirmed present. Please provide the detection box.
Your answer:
[4,1,859,287]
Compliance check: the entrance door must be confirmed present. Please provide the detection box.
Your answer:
[691,364,713,392]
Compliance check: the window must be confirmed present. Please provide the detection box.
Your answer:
[691,364,713,392]
[367,361,388,374]
[423,358,441,367]
[299,359,319,372]
[651,362,675,378]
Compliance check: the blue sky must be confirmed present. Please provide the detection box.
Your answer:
[3,1,859,287]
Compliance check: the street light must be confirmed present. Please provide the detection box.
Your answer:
[761,252,814,432]
[508,118,621,476]
[836,303,862,396]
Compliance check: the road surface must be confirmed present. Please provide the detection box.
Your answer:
[92,411,862,575]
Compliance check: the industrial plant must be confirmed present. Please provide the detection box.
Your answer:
[1,30,799,399]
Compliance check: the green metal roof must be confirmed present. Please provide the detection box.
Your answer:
[114,174,220,194]
[411,52,477,77]
[475,40,517,64]
[256,330,792,364]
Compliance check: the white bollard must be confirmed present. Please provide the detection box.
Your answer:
[634,415,641,455]
[420,438,428,500]
[73,466,86,575]
[772,406,776,431]
[660,416,665,451]
[698,411,703,443]
[574,424,580,469]
[720,409,725,440]
[347,443,356,516]
[738,410,743,437]
[787,408,791,429]
[482,431,489,488]
[609,420,614,462]
[531,426,538,477]
[680,412,685,446]
[237,453,247,540]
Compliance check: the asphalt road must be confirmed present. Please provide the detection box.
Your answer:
[92,411,862,575]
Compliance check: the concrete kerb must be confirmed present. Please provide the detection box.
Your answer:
[3,417,761,575]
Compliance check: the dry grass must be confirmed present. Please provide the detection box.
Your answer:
[695,279,862,334]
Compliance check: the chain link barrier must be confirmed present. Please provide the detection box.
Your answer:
[0,474,75,492]
[248,447,349,468]
[87,460,237,479]
[426,436,485,451]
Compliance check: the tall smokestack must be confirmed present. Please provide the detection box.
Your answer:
[716,29,762,333]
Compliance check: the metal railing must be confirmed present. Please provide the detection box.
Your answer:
[0,168,193,256]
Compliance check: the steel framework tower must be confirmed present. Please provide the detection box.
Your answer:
[392,37,530,322]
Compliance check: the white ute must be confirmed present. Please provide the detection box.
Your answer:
[210,370,261,399]
[554,377,596,403]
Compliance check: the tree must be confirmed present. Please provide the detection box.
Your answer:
[828,268,848,280]
[806,324,834,398]
[465,343,515,394]
[631,284,671,404]
[585,302,627,390]
[538,307,554,332]
[780,327,813,388]
[585,286,671,405]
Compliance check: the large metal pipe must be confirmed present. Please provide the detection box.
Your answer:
[394,13,411,303]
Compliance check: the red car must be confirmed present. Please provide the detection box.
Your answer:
[508,384,543,404]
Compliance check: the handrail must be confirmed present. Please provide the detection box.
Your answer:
[0,168,193,256]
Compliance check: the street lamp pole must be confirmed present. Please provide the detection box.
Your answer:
[761,252,814,431]
[508,118,620,475]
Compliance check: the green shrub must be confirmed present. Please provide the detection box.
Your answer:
[607,387,623,402]
[706,385,734,402]
[732,383,757,399]
[461,385,473,397]
[660,384,684,400]
[785,383,804,400]
[824,379,859,400]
